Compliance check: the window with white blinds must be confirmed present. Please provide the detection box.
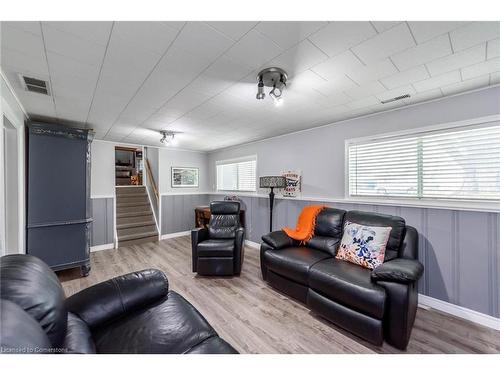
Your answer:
[216,156,257,192]
[348,121,500,201]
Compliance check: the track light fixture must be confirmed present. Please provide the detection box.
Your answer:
[256,67,287,106]
[160,130,176,145]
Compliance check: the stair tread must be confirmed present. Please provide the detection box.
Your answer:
[118,230,158,241]
[117,211,152,218]
[117,221,156,229]
[117,202,150,207]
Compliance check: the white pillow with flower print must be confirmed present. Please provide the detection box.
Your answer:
[336,221,392,270]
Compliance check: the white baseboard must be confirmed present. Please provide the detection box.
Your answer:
[418,294,500,331]
[90,243,114,252]
[160,231,190,240]
[245,239,260,249]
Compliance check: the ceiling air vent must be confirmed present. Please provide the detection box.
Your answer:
[381,93,410,104]
[20,75,51,95]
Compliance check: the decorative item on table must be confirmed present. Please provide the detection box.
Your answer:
[281,170,301,197]
[224,195,240,201]
[259,176,287,232]
[171,167,199,187]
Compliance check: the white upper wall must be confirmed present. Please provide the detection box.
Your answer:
[208,86,500,198]
[159,148,209,194]
[90,140,115,197]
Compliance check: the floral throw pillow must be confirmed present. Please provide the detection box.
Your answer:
[336,221,392,269]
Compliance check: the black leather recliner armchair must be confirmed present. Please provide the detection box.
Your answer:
[0,254,238,354]
[260,208,423,350]
[192,201,244,276]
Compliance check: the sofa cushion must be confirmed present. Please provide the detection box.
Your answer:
[184,336,238,354]
[314,207,346,238]
[93,291,218,354]
[197,239,235,257]
[336,221,392,269]
[263,247,331,284]
[344,211,406,261]
[309,259,386,319]
[306,236,341,256]
[63,312,96,354]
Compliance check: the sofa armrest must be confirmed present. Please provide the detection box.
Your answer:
[191,227,208,245]
[261,230,296,250]
[371,258,424,284]
[65,269,168,329]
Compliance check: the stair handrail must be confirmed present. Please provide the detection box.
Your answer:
[145,158,159,200]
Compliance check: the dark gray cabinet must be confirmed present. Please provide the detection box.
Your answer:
[26,122,93,276]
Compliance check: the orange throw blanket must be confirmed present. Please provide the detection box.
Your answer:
[283,205,325,242]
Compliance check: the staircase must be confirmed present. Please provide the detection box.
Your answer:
[116,186,158,247]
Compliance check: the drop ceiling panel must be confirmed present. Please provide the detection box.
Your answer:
[256,21,327,50]
[407,21,469,44]
[308,21,376,57]
[351,23,415,64]
[391,34,453,71]
[1,21,499,151]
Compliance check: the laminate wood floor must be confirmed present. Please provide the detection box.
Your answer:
[58,236,500,354]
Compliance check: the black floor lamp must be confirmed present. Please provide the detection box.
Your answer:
[260,176,287,233]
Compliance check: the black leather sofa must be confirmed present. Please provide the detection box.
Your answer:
[192,201,244,276]
[260,208,423,350]
[0,254,237,354]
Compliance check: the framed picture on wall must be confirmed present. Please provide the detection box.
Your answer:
[171,167,199,188]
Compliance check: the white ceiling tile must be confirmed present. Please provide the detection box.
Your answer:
[42,24,107,67]
[17,91,56,118]
[313,74,357,96]
[307,22,376,57]
[1,48,49,78]
[345,80,386,100]
[407,21,469,44]
[426,44,486,76]
[269,39,328,77]
[316,92,352,107]
[440,75,490,96]
[380,65,429,89]
[413,70,461,92]
[310,50,364,80]
[1,24,46,59]
[487,38,500,59]
[461,57,500,80]
[450,22,500,52]
[225,29,283,69]
[42,21,112,46]
[370,21,401,33]
[47,51,101,82]
[345,96,379,109]
[405,88,443,105]
[175,22,234,62]
[392,34,452,71]
[112,22,178,56]
[376,85,416,102]
[2,21,41,35]
[256,21,327,50]
[160,22,185,33]
[347,58,398,84]
[206,22,258,41]
[351,23,415,64]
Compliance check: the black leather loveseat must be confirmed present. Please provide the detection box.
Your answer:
[0,254,237,354]
[260,208,423,350]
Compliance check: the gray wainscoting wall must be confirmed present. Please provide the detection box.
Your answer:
[161,194,210,235]
[91,197,114,246]
[208,194,500,319]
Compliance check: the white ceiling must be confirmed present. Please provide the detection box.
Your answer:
[1,21,499,151]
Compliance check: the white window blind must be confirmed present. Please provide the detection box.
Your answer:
[348,121,500,201]
[216,157,256,192]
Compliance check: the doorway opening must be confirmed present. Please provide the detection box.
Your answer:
[115,146,143,186]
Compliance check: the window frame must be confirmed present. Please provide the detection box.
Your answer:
[345,114,500,203]
[215,155,257,192]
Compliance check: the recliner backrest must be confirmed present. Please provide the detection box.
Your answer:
[0,254,68,348]
[306,208,346,255]
[208,201,240,239]
[343,210,406,261]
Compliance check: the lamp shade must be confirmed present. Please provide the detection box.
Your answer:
[260,176,286,188]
